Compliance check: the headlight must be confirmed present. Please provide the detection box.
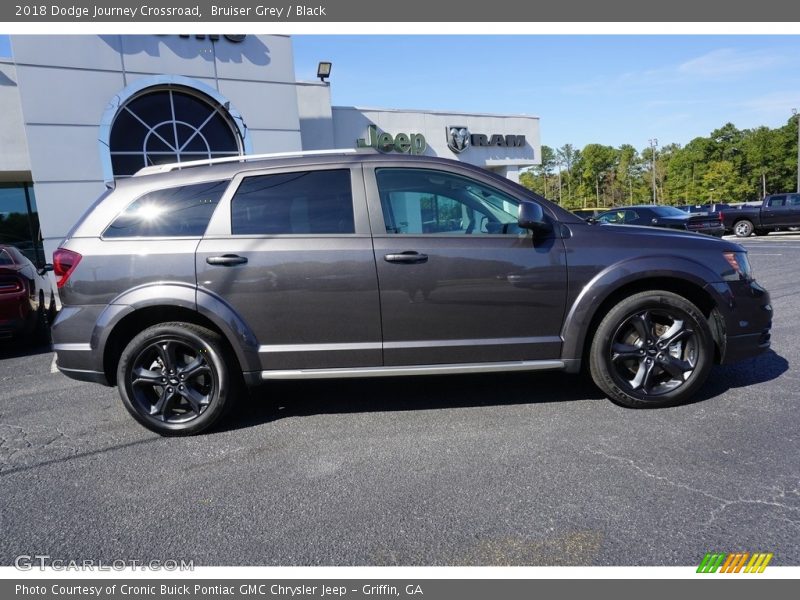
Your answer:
[722,251,753,281]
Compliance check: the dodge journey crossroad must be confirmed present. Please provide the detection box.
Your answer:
[51,151,772,435]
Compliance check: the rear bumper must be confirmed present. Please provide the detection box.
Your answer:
[688,225,726,237]
[0,317,27,338]
[51,304,111,382]
[0,296,34,337]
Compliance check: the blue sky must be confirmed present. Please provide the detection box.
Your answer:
[292,36,800,151]
[3,35,799,151]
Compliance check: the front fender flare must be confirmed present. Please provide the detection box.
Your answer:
[560,256,731,363]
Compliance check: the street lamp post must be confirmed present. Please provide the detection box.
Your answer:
[648,138,658,204]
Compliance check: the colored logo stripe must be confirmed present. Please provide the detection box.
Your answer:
[697,553,725,573]
[697,552,773,573]
[745,553,773,573]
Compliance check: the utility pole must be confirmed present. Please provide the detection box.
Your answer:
[794,109,800,193]
[648,138,658,204]
[556,161,562,204]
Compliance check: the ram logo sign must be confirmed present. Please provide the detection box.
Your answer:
[445,126,526,154]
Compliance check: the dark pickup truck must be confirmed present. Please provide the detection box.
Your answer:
[724,193,800,237]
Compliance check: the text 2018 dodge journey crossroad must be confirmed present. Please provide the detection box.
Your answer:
[51,151,772,435]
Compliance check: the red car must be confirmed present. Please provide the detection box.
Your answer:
[0,244,56,342]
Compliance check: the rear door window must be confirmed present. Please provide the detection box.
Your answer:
[230,170,354,235]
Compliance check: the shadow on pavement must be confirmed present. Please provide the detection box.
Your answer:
[696,349,789,401]
[220,349,789,433]
[223,370,604,432]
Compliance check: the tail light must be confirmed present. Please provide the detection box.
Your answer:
[53,248,82,289]
[719,211,724,223]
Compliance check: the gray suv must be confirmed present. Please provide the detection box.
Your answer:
[52,151,772,435]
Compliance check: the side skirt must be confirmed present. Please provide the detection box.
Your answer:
[260,360,566,381]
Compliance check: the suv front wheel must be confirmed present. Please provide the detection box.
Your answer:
[589,291,714,408]
[117,322,238,435]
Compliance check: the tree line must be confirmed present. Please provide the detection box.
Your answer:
[519,118,799,209]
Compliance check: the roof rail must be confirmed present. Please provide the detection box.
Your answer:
[133,148,366,177]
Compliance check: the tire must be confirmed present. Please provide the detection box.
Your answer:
[47,293,57,325]
[589,291,714,408]
[28,291,50,345]
[116,322,239,436]
[733,219,754,237]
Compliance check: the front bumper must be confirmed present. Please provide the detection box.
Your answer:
[706,279,772,364]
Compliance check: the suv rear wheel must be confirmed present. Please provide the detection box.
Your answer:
[589,291,714,408]
[116,322,238,435]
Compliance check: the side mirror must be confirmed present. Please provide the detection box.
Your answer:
[38,263,53,276]
[518,201,547,231]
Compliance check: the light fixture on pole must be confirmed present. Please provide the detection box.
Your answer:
[648,138,658,204]
[317,61,332,83]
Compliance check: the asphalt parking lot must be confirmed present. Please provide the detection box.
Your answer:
[1,233,798,567]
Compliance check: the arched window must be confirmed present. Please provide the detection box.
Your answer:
[108,86,242,177]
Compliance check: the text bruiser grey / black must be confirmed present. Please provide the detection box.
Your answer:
[51,151,772,435]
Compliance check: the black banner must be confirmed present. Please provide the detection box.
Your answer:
[4,579,799,600]
[2,1,800,22]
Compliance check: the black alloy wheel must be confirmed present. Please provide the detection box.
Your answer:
[590,291,714,408]
[608,309,697,395]
[117,322,237,435]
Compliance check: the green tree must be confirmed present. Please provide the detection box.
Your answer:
[580,144,617,208]
[557,143,578,203]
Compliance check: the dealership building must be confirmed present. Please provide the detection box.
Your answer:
[0,34,540,264]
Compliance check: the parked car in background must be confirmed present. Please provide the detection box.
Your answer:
[0,244,55,341]
[571,208,604,221]
[596,205,725,237]
[721,193,800,237]
[52,152,771,435]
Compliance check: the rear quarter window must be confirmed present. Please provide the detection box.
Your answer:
[103,180,228,238]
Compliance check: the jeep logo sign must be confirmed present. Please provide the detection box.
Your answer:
[446,126,526,154]
[357,125,426,155]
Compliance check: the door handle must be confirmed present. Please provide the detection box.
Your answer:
[384,251,428,264]
[206,254,248,266]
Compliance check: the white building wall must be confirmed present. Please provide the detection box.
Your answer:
[297,82,335,150]
[10,34,303,260]
[0,61,31,181]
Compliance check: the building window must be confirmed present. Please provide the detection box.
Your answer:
[0,183,44,267]
[109,86,242,178]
